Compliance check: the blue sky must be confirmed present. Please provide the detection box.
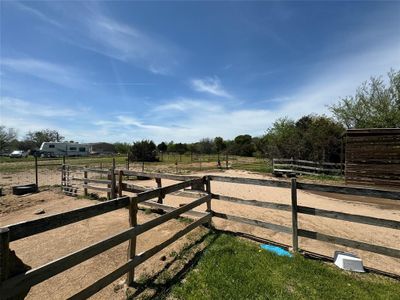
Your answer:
[1,1,399,143]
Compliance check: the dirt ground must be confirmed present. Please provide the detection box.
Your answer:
[1,169,399,299]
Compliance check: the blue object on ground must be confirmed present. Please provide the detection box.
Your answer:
[260,244,293,257]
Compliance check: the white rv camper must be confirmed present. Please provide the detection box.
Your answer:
[39,142,89,157]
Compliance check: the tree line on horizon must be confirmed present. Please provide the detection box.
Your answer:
[1,70,399,163]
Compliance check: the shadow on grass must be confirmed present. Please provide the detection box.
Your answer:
[127,229,218,300]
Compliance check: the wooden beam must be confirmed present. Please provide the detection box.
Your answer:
[69,214,211,300]
[209,175,291,189]
[211,193,291,211]
[213,212,292,234]
[126,198,137,285]
[296,182,400,200]
[297,206,400,230]
[7,196,130,241]
[297,229,400,258]
[291,178,298,252]
[0,195,210,297]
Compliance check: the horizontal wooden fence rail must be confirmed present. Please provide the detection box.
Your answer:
[118,170,199,182]
[297,229,400,258]
[7,196,130,242]
[0,179,211,299]
[297,206,400,230]
[273,158,343,176]
[70,213,212,299]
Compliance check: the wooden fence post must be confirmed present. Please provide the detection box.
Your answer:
[291,178,299,252]
[118,170,123,197]
[205,176,212,227]
[156,178,163,203]
[84,166,88,197]
[35,156,38,189]
[0,227,10,283]
[126,197,138,285]
[61,156,66,187]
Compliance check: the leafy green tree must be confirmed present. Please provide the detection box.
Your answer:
[25,129,64,148]
[214,137,226,159]
[129,140,157,162]
[114,142,131,154]
[198,138,214,155]
[329,70,400,128]
[232,134,255,157]
[157,142,168,161]
[175,143,188,161]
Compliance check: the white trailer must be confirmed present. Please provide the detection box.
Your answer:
[39,142,89,157]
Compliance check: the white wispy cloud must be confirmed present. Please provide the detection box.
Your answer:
[154,99,223,113]
[190,76,231,98]
[1,58,80,87]
[1,97,86,118]
[75,8,180,75]
[12,1,63,28]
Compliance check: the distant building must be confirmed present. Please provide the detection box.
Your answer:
[87,142,116,155]
[40,142,89,157]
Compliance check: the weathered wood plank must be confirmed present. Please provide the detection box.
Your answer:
[139,201,207,218]
[6,196,130,241]
[68,214,211,300]
[297,206,400,230]
[82,184,111,192]
[296,182,400,200]
[0,195,210,297]
[211,193,291,211]
[210,175,291,189]
[118,170,199,182]
[298,229,400,258]
[72,178,111,184]
[213,212,292,234]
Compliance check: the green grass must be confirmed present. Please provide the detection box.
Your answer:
[169,234,400,300]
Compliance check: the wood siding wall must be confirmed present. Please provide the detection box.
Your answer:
[345,129,400,188]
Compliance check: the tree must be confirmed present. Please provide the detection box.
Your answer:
[114,142,131,154]
[329,70,400,128]
[174,143,187,161]
[157,142,168,161]
[262,115,344,162]
[214,137,226,160]
[198,138,214,155]
[232,134,255,157]
[129,140,157,162]
[26,129,64,148]
[0,126,17,152]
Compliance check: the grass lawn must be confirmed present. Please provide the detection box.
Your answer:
[169,234,400,300]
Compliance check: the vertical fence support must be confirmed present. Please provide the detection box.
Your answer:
[110,158,116,199]
[205,176,212,228]
[83,166,88,197]
[118,170,123,197]
[34,155,38,189]
[0,227,10,283]
[127,197,138,285]
[291,178,299,253]
[156,178,163,203]
[61,156,66,187]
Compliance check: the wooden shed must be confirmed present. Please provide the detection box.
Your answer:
[345,128,400,188]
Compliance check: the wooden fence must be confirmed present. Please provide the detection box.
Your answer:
[1,170,400,298]
[0,177,211,299]
[345,128,400,188]
[273,158,343,176]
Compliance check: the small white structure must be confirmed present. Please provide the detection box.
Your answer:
[334,251,365,272]
[40,142,89,157]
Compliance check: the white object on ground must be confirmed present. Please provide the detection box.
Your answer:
[334,251,365,272]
